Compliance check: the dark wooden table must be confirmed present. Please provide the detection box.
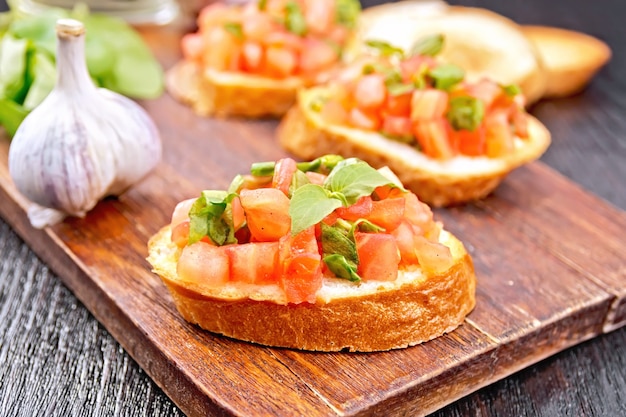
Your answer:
[1,0,625,416]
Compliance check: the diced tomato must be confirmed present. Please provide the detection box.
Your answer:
[368,197,405,231]
[335,196,372,221]
[353,74,387,110]
[348,107,381,130]
[197,3,231,28]
[239,188,291,241]
[201,26,240,71]
[279,227,322,303]
[326,25,349,44]
[484,110,514,157]
[391,220,420,265]
[303,0,335,35]
[170,198,196,228]
[410,88,448,121]
[242,13,274,41]
[299,39,338,74]
[413,236,453,274]
[282,254,322,303]
[305,171,327,185]
[373,184,404,200]
[265,46,297,78]
[450,124,486,156]
[177,242,229,286]
[320,99,348,125]
[382,115,412,137]
[354,232,400,281]
[465,78,501,108]
[383,91,412,117]
[226,241,279,284]
[264,31,303,52]
[241,41,264,72]
[402,192,434,232]
[413,118,455,159]
[512,108,529,139]
[171,220,190,248]
[230,196,246,230]
[181,33,205,61]
[272,157,298,196]
[400,55,436,82]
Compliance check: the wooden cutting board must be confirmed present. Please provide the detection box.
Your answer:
[0,24,624,417]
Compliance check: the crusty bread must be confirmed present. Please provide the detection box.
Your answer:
[147,225,476,352]
[277,87,551,207]
[521,25,611,98]
[166,60,305,118]
[344,2,547,105]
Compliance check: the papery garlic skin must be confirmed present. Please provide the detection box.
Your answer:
[8,18,162,229]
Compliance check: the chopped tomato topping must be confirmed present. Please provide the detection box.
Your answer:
[348,107,381,130]
[177,242,229,286]
[413,118,455,160]
[410,88,448,121]
[449,125,486,156]
[239,188,291,241]
[272,157,298,195]
[279,227,322,303]
[355,232,400,281]
[170,198,195,228]
[368,197,405,232]
[353,74,387,110]
[382,115,412,138]
[226,241,279,284]
[335,196,372,221]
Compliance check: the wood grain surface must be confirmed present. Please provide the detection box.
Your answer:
[1,1,626,416]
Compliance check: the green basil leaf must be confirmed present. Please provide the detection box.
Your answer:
[296,154,344,174]
[290,169,311,193]
[188,190,237,246]
[429,63,465,91]
[502,83,522,97]
[446,96,485,132]
[250,161,276,177]
[335,0,361,29]
[321,223,360,281]
[324,158,395,205]
[285,1,307,36]
[365,39,404,58]
[227,174,244,194]
[323,254,361,281]
[409,34,444,57]
[289,184,343,235]
[386,81,414,96]
[224,22,243,39]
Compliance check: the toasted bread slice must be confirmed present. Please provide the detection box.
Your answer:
[521,25,611,98]
[344,2,547,105]
[166,60,305,118]
[278,87,551,207]
[148,223,476,352]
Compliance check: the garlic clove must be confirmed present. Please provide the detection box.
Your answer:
[8,18,162,229]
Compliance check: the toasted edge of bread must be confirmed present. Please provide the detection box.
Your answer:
[147,224,476,352]
[278,87,551,207]
[521,25,611,98]
[165,60,305,118]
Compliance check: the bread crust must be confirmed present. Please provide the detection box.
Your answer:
[166,60,304,118]
[278,87,551,207]
[521,25,611,98]
[148,225,476,352]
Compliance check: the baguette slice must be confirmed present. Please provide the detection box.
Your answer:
[344,2,547,105]
[521,25,611,98]
[278,87,551,207]
[166,60,305,118]
[147,224,476,352]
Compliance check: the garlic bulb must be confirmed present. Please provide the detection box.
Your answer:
[8,18,162,229]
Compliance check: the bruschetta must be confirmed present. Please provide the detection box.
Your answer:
[147,155,476,351]
[167,0,361,118]
[278,38,551,206]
